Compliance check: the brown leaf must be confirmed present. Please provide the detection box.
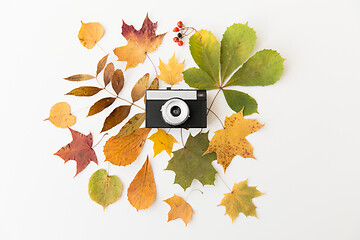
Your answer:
[104,63,115,87]
[66,86,103,96]
[112,69,124,95]
[96,54,109,76]
[148,77,159,90]
[164,195,194,226]
[131,73,149,102]
[54,128,98,176]
[113,14,166,69]
[101,105,131,132]
[115,112,145,139]
[127,156,156,211]
[104,128,151,166]
[44,102,76,128]
[78,21,104,49]
[64,74,95,81]
[87,97,116,117]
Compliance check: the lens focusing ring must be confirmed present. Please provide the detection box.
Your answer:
[161,98,189,126]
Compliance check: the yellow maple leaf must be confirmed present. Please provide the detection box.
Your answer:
[113,14,166,70]
[127,156,156,211]
[157,53,184,85]
[44,102,76,128]
[148,129,177,157]
[164,195,194,226]
[204,109,264,171]
[219,179,264,222]
[78,21,104,49]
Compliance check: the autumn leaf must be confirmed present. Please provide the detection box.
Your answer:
[127,156,156,211]
[115,113,145,139]
[104,128,151,166]
[64,74,95,81]
[131,73,149,102]
[148,77,159,90]
[219,179,264,222]
[113,14,166,70]
[54,128,98,176]
[44,102,76,128]
[101,105,131,132]
[148,129,177,157]
[104,63,115,87]
[204,109,264,171]
[111,69,124,95]
[78,21,104,49]
[87,97,116,117]
[88,169,123,210]
[166,132,217,190]
[164,195,193,226]
[66,86,102,96]
[157,53,184,85]
[96,54,109,76]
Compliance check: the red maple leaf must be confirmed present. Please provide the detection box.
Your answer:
[54,128,98,177]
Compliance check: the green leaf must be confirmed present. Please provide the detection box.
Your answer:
[225,49,285,87]
[183,68,219,90]
[220,23,257,82]
[87,97,116,117]
[166,132,217,190]
[223,89,258,116]
[115,113,145,139]
[66,86,102,96]
[88,169,123,210]
[189,30,220,84]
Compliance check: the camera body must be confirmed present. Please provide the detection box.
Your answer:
[145,89,207,128]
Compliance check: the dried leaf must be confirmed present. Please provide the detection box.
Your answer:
[87,97,116,117]
[54,128,98,176]
[88,169,123,210]
[166,132,217,190]
[78,21,104,49]
[164,195,193,226]
[113,14,166,69]
[204,109,264,171]
[104,63,115,87]
[219,179,264,222]
[64,74,95,81]
[115,113,145,139]
[96,54,109,76]
[101,105,131,132]
[44,102,76,128]
[104,128,151,166]
[111,69,124,95]
[127,156,156,211]
[157,53,184,85]
[148,77,159,90]
[148,129,177,157]
[131,73,149,102]
[66,86,102,96]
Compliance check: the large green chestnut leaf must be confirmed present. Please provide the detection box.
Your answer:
[223,89,258,116]
[183,67,219,90]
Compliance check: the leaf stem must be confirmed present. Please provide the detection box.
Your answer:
[207,108,225,128]
[180,128,185,147]
[96,43,108,55]
[207,88,222,116]
[185,189,204,201]
[146,53,159,76]
[216,173,232,192]
[93,133,108,148]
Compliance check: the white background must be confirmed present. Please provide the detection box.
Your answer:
[1,0,360,239]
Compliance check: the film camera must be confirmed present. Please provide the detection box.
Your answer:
[145,88,207,128]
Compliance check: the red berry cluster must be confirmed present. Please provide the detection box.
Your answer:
[173,21,197,46]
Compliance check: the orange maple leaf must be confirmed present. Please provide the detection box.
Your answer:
[113,14,166,70]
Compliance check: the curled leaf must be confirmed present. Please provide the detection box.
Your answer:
[104,128,151,166]
[157,53,184,85]
[164,195,194,226]
[45,102,76,128]
[127,156,156,211]
[148,129,177,157]
[96,54,109,76]
[78,21,104,49]
[89,169,123,210]
[115,113,145,139]
[111,69,124,95]
[131,73,149,102]
[101,105,131,132]
[64,74,95,81]
[66,86,102,96]
[87,97,116,117]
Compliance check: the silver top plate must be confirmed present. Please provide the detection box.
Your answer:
[146,90,197,100]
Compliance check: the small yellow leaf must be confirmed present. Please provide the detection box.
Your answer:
[164,195,193,226]
[78,21,104,49]
[148,129,177,157]
[157,53,184,85]
[44,102,76,128]
[204,109,264,171]
[127,156,156,211]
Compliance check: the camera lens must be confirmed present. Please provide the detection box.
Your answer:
[170,106,181,117]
